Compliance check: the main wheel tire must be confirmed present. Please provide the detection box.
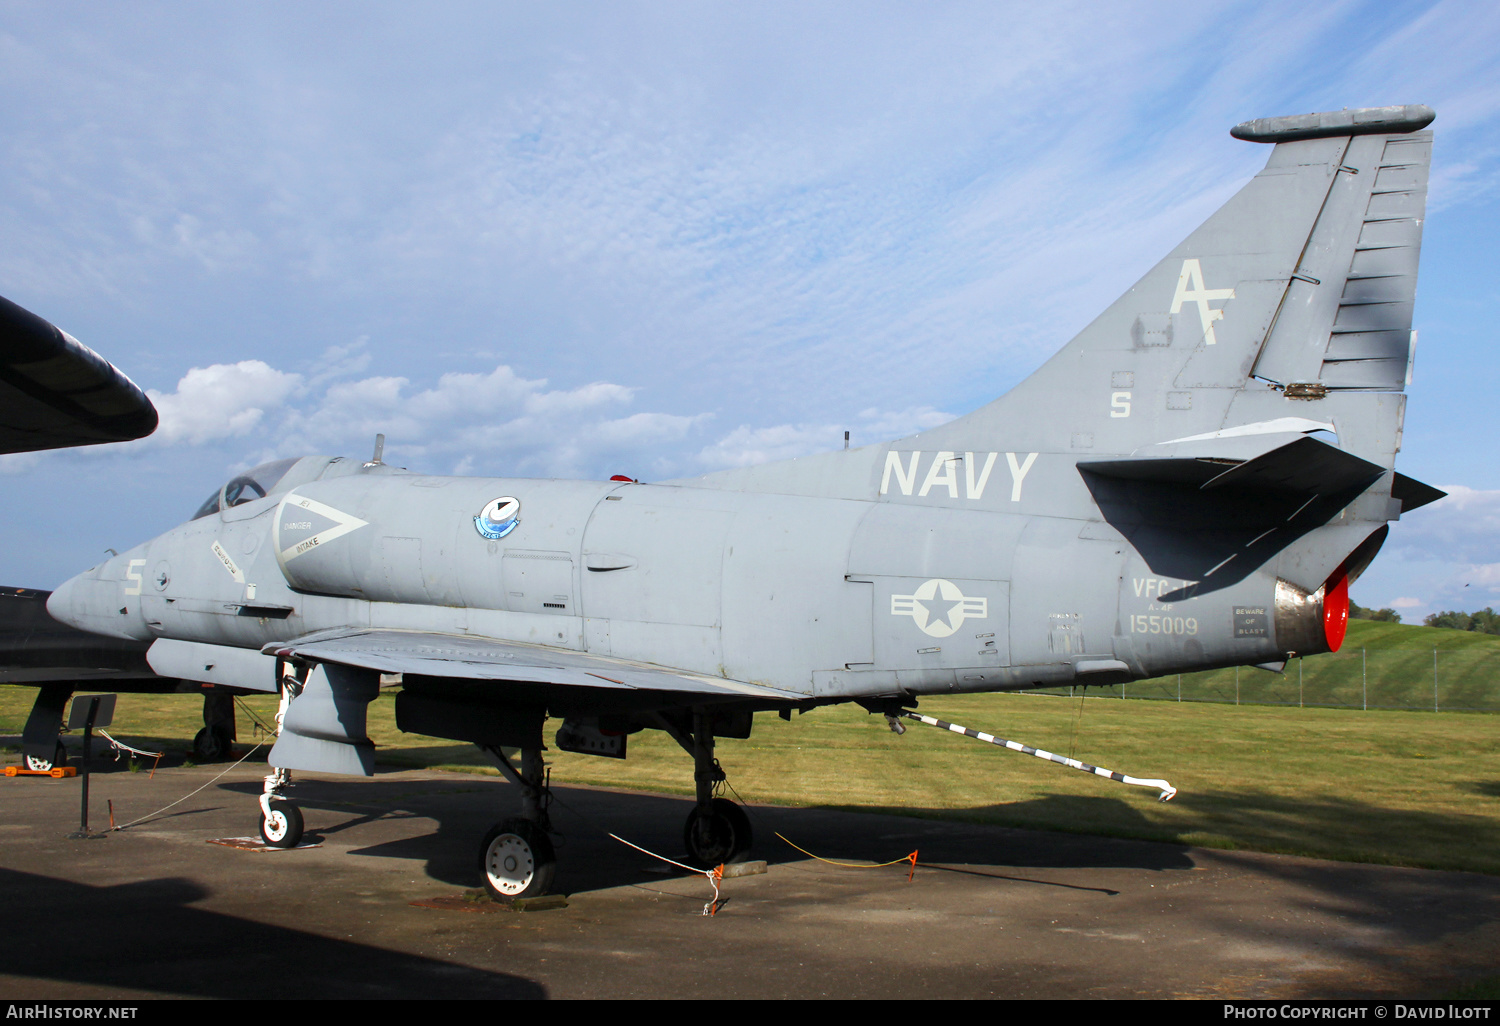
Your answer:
[480,818,556,902]
[24,742,66,773]
[260,800,304,848]
[193,725,231,762]
[683,797,753,866]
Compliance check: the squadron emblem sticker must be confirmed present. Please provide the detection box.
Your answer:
[475,496,521,540]
[891,579,988,638]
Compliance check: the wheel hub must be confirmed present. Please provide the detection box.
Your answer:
[486,835,536,895]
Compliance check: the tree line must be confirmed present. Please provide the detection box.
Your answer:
[1348,601,1500,634]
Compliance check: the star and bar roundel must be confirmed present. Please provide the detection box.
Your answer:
[890,579,988,638]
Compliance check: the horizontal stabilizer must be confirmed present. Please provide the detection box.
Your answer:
[1079,433,1384,496]
[1391,472,1446,513]
[265,629,806,701]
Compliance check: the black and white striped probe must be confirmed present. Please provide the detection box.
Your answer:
[900,711,1177,802]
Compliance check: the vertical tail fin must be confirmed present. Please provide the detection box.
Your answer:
[932,105,1434,462]
[1245,107,1432,392]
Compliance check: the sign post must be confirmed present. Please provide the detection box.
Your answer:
[66,694,116,840]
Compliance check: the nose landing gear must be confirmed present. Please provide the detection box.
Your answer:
[259,768,303,848]
[256,679,303,848]
[260,795,304,848]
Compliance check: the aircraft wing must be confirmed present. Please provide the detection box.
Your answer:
[264,628,807,701]
[0,294,157,455]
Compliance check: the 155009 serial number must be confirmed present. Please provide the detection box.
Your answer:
[1130,614,1198,635]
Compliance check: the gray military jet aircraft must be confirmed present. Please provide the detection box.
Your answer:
[46,105,1446,900]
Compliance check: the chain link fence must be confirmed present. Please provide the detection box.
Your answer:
[1028,645,1500,712]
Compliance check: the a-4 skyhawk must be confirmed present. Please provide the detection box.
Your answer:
[46,105,1445,900]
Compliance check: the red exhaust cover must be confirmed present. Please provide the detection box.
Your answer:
[1323,576,1349,652]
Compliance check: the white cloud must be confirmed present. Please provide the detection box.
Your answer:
[697,405,956,469]
[1386,486,1500,565]
[698,423,840,470]
[265,362,704,479]
[147,361,302,445]
[1355,488,1500,619]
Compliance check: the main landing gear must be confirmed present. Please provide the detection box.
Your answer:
[478,747,557,901]
[472,706,753,900]
[192,692,237,762]
[659,707,754,868]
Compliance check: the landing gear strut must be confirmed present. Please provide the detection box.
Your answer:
[193,692,237,762]
[256,672,302,848]
[21,684,72,773]
[478,746,557,901]
[259,767,303,848]
[658,707,754,867]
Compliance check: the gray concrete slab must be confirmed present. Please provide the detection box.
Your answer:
[1,757,1496,999]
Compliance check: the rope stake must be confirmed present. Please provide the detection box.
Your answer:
[901,711,1177,802]
[607,832,724,915]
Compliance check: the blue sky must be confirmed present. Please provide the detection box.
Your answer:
[1,1,1497,620]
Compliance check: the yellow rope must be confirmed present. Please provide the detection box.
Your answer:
[775,832,915,868]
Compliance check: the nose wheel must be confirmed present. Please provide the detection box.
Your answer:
[480,818,556,901]
[258,764,302,848]
[259,799,304,848]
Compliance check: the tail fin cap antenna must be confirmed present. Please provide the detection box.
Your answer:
[1231,104,1434,143]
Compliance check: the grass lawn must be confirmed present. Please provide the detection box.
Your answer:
[5,681,1497,875]
[1034,619,1500,712]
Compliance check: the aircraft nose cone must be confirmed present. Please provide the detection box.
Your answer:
[46,562,152,641]
[44,575,81,628]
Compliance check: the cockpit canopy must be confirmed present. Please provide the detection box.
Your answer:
[191,456,354,520]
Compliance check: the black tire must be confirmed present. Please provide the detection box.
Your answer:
[260,800,304,848]
[193,726,231,762]
[479,818,556,902]
[683,797,753,866]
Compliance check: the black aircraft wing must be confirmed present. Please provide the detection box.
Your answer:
[0,294,158,455]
